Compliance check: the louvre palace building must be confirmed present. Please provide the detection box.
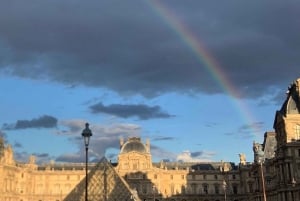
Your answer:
[1,78,300,201]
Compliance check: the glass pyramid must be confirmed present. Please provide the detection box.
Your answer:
[64,157,140,201]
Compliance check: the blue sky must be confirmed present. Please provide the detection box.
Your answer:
[0,0,299,164]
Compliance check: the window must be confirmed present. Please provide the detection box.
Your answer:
[191,183,197,194]
[215,184,219,194]
[142,184,147,194]
[232,185,238,194]
[123,162,129,169]
[181,185,186,194]
[203,184,208,194]
[181,175,185,180]
[171,184,175,194]
[170,175,173,180]
[133,160,138,170]
[214,175,218,180]
[154,174,157,179]
[232,174,236,180]
[248,183,253,193]
[295,124,300,139]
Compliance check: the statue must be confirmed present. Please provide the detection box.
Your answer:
[146,138,150,152]
[239,153,246,165]
[296,79,300,100]
[29,155,36,164]
[286,78,300,100]
[0,137,4,157]
[253,141,264,163]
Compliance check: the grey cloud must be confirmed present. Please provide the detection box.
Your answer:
[205,122,218,128]
[34,153,50,158]
[14,151,52,164]
[0,0,299,99]
[150,144,177,161]
[89,102,174,120]
[152,136,175,141]
[14,151,30,163]
[0,130,7,139]
[223,122,265,139]
[59,120,87,134]
[238,122,265,133]
[2,115,58,130]
[56,120,141,162]
[190,151,204,158]
[13,142,22,148]
[56,154,82,163]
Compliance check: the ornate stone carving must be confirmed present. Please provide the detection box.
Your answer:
[239,153,246,165]
[253,142,264,163]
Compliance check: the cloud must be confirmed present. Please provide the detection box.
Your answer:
[14,151,52,164]
[150,145,177,161]
[238,122,264,134]
[205,122,218,128]
[89,102,174,120]
[0,0,299,99]
[176,150,216,162]
[56,119,142,162]
[59,119,88,134]
[0,130,7,139]
[152,136,175,141]
[225,122,265,139]
[56,153,82,163]
[13,141,22,148]
[190,151,204,158]
[2,115,58,130]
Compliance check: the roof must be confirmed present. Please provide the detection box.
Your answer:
[279,78,300,115]
[120,137,148,154]
[262,132,277,160]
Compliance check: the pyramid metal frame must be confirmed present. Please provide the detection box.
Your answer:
[64,158,140,201]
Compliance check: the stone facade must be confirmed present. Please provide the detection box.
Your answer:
[0,78,300,201]
[0,140,87,201]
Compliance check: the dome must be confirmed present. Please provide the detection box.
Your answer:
[120,137,148,154]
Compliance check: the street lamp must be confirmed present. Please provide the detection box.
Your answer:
[82,123,92,201]
[152,185,156,201]
[222,180,227,201]
[258,160,267,201]
[291,178,296,201]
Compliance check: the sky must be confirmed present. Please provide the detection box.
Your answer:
[0,0,299,164]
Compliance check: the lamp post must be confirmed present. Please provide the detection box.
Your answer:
[259,160,267,201]
[291,177,296,201]
[152,185,156,201]
[82,123,92,201]
[222,180,227,201]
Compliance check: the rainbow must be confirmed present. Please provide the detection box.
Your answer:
[145,0,261,138]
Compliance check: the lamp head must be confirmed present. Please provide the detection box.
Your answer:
[82,123,92,147]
